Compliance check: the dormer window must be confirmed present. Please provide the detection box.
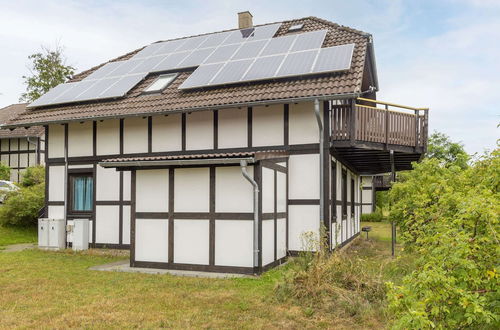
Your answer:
[288,24,303,32]
[143,73,177,94]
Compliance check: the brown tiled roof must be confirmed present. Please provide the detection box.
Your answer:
[102,150,287,164]
[0,104,44,138]
[5,17,371,128]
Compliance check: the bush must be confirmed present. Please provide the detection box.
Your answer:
[20,165,45,187]
[360,207,386,222]
[386,150,500,329]
[0,162,10,181]
[0,165,45,227]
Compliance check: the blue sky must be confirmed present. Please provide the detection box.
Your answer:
[0,0,498,153]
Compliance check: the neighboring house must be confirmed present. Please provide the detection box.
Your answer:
[2,13,428,274]
[361,174,393,214]
[0,103,45,182]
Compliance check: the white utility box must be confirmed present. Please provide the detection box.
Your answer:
[73,219,89,251]
[38,218,49,248]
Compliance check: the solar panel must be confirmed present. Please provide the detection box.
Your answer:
[242,55,285,81]
[260,34,295,56]
[251,23,281,40]
[312,43,354,73]
[28,83,77,108]
[107,60,143,77]
[177,47,216,68]
[99,74,146,98]
[152,51,190,72]
[176,35,209,52]
[129,55,166,74]
[179,63,224,89]
[84,61,123,81]
[75,77,121,101]
[211,59,253,85]
[291,30,327,52]
[204,44,240,64]
[231,39,268,60]
[277,50,318,76]
[199,31,232,48]
[153,39,186,56]
[55,80,96,103]
[132,42,165,59]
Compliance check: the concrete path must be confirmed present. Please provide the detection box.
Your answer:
[89,260,255,279]
[1,243,36,253]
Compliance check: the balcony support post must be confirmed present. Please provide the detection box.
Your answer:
[390,149,396,257]
[414,109,419,150]
[384,104,389,148]
[350,99,356,145]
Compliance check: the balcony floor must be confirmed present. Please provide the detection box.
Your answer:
[331,140,424,175]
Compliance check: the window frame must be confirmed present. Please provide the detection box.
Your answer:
[68,171,94,216]
[142,73,178,95]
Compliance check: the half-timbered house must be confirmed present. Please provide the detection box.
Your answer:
[2,13,428,274]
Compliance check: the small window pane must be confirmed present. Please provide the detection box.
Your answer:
[144,74,177,93]
[72,176,93,212]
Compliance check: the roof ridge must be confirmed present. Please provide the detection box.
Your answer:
[306,16,371,37]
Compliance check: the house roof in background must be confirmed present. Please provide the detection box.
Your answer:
[4,16,373,128]
[0,104,44,138]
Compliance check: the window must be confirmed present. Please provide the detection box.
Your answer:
[143,74,177,94]
[288,24,304,32]
[69,174,93,213]
[341,170,347,219]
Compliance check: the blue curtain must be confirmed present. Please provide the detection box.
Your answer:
[73,176,93,211]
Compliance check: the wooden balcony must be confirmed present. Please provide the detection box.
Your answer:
[330,98,428,174]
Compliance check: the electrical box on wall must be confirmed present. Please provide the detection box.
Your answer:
[38,218,66,250]
[72,219,89,251]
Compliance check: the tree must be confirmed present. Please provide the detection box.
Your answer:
[426,131,469,169]
[19,45,75,102]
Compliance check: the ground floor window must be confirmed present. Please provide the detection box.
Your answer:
[69,174,93,212]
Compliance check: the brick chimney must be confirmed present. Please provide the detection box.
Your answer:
[238,11,253,29]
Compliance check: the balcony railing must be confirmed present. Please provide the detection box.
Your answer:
[331,98,429,150]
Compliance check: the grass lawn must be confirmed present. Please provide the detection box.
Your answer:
[0,225,37,247]
[0,222,405,328]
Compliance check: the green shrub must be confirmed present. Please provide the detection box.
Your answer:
[386,150,500,329]
[0,184,45,227]
[0,162,11,181]
[20,165,45,187]
[360,207,386,222]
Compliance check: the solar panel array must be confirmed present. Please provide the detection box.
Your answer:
[28,23,356,107]
[179,41,355,89]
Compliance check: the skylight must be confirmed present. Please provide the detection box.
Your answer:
[288,24,304,32]
[143,73,177,93]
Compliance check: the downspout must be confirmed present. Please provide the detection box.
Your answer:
[314,99,324,235]
[240,160,259,270]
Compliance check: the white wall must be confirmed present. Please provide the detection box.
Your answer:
[277,218,287,259]
[218,108,247,149]
[289,102,319,144]
[262,167,275,213]
[215,166,253,213]
[48,124,64,158]
[288,154,320,199]
[124,117,148,154]
[186,111,213,150]
[135,219,169,262]
[289,205,320,251]
[252,104,283,146]
[174,167,209,212]
[95,205,120,244]
[173,219,210,265]
[277,171,287,213]
[262,219,274,266]
[48,165,65,201]
[68,122,93,157]
[152,114,182,152]
[122,205,131,245]
[96,166,120,201]
[215,220,253,267]
[97,119,120,155]
[136,169,169,212]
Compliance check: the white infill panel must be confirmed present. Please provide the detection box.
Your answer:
[173,219,210,265]
[48,205,64,219]
[277,218,286,259]
[0,139,8,151]
[289,102,319,144]
[48,124,65,158]
[95,205,120,244]
[96,120,120,155]
[123,117,148,154]
[252,105,284,147]
[217,108,247,149]
[135,219,168,262]
[174,167,210,212]
[262,167,275,213]
[152,114,182,152]
[289,205,320,251]
[288,154,320,199]
[186,111,213,150]
[122,205,131,245]
[19,138,28,150]
[96,166,120,201]
[20,154,28,168]
[262,219,275,266]
[277,171,287,213]
[215,166,253,213]
[123,171,131,201]
[48,166,65,201]
[215,220,253,267]
[10,154,18,167]
[29,153,36,166]
[136,169,169,212]
[68,122,93,157]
